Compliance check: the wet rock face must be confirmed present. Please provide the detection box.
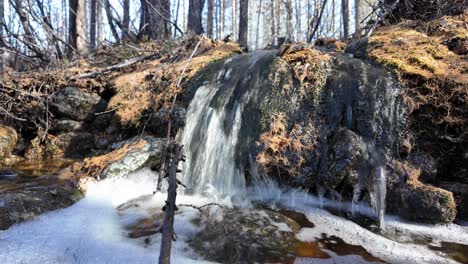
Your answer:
[316,55,405,153]
[51,87,107,121]
[189,209,300,263]
[0,126,17,160]
[0,177,82,230]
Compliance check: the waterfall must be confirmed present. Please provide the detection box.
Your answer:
[179,50,276,198]
[179,84,246,197]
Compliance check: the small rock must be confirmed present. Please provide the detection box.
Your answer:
[52,119,84,132]
[51,87,107,121]
[0,126,17,160]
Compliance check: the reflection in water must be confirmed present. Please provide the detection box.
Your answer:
[429,241,468,264]
[8,158,75,177]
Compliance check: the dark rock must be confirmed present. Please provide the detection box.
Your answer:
[189,208,300,263]
[345,37,369,58]
[389,184,457,224]
[439,181,468,221]
[386,161,457,224]
[321,128,367,189]
[51,87,107,121]
[408,152,438,183]
[0,177,82,230]
[25,132,95,159]
[0,126,17,160]
[146,106,186,137]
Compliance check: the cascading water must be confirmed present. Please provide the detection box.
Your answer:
[179,50,277,198]
[179,84,245,197]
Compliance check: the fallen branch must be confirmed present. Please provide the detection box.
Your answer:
[0,106,27,121]
[71,53,158,79]
[95,105,124,116]
[178,203,224,211]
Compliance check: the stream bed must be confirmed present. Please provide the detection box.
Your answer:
[1,169,467,264]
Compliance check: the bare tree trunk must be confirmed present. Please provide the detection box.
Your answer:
[122,0,130,39]
[0,0,3,72]
[231,0,237,38]
[105,0,120,42]
[12,0,42,56]
[294,0,301,41]
[238,0,248,47]
[220,0,225,36]
[255,0,263,49]
[355,0,361,36]
[97,0,103,44]
[306,0,311,40]
[173,0,181,37]
[68,0,88,56]
[215,0,219,39]
[284,0,293,40]
[331,0,335,37]
[35,0,64,59]
[308,0,328,42]
[275,0,280,37]
[207,0,214,37]
[90,0,97,49]
[271,0,276,45]
[342,0,349,38]
[188,0,205,34]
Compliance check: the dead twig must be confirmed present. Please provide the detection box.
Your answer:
[0,105,27,121]
[71,53,158,79]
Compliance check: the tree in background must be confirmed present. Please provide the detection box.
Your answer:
[140,0,171,39]
[188,0,205,34]
[341,0,349,38]
[207,0,214,37]
[238,0,248,47]
[68,0,88,56]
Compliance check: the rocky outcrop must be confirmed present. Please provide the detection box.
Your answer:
[51,87,106,121]
[58,136,164,181]
[0,126,17,160]
[0,177,82,230]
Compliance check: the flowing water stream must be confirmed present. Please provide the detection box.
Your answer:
[1,51,468,263]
